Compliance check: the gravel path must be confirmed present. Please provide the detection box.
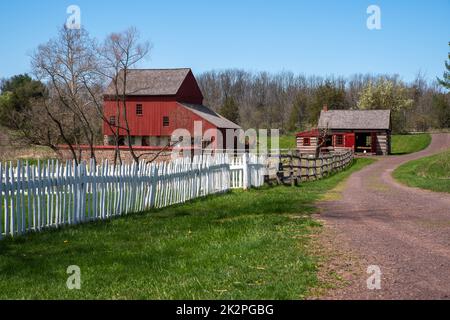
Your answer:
[317,133,450,299]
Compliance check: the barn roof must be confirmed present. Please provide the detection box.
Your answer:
[318,110,391,130]
[180,103,241,129]
[104,68,192,96]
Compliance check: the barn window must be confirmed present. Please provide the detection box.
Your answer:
[303,138,311,146]
[136,104,143,116]
[335,134,344,146]
[163,116,170,127]
[109,116,116,126]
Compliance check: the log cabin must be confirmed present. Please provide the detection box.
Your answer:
[296,107,391,155]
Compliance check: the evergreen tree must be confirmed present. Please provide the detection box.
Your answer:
[433,94,450,128]
[0,74,46,127]
[287,92,308,132]
[309,80,348,123]
[437,42,450,90]
[219,96,240,124]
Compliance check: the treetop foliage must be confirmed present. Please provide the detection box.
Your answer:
[437,42,450,90]
[198,70,450,134]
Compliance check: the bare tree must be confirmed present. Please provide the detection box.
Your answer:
[96,27,151,165]
[31,26,101,164]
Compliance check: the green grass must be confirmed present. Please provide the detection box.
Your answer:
[264,134,297,150]
[0,158,374,300]
[17,158,56,166]
[393,150,450,193]
[278,135,297,150]
[391,133,431,155]
[265,134,296,150]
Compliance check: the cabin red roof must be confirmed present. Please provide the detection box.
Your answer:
[296,128,319,138]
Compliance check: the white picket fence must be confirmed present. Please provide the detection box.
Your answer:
[0,153,266,239]
[229,154,266,189]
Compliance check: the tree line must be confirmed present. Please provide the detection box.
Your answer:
[197,65,450,134]
[0,29,449,164]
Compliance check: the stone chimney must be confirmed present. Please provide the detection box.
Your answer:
[323,104,328,112]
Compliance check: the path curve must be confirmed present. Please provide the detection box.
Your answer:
[318,133,450,299]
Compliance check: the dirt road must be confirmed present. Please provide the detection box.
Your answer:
[318,133,450,299]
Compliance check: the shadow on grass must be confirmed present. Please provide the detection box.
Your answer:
[0,158,375,299]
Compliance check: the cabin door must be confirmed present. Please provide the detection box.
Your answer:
[371,133,377,154]
[344,133,355,151]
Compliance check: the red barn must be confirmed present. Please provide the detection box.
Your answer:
[103,68,241,150]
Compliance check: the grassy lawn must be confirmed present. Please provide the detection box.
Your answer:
[264,134,297,150]
[0,158,374,300]
[278,135,297,150]
[393,150,450,193]
[391,133,431,155]
[0,144,57,163]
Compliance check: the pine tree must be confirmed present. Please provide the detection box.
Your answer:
[287,92,308,132]
[433,94,450,128]
[437,42,450,90]
[220,96,240,124]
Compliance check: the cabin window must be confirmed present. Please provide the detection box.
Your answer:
[163,116,170,127]
[109,116,116,126]
[136,104,143,116]
[366,135,372,146]
[303,138,311,146]
[335,134,344,146]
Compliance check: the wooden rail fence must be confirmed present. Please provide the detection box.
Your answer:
[270,150,354,186]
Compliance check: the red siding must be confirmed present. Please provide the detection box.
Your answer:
[176,70,204,104]
[104,97,217,137]
[102,70,229,148]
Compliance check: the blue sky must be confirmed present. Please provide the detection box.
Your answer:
[0,0,448,82]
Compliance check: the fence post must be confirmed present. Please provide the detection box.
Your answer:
[319,157,323,179]
[242,153,250,190]
[3,163,10,237]
[276,155,283,185]
[296,155,301,184]
[299,157,304,183]
[288,151,295,186]
[0,163,2,240]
